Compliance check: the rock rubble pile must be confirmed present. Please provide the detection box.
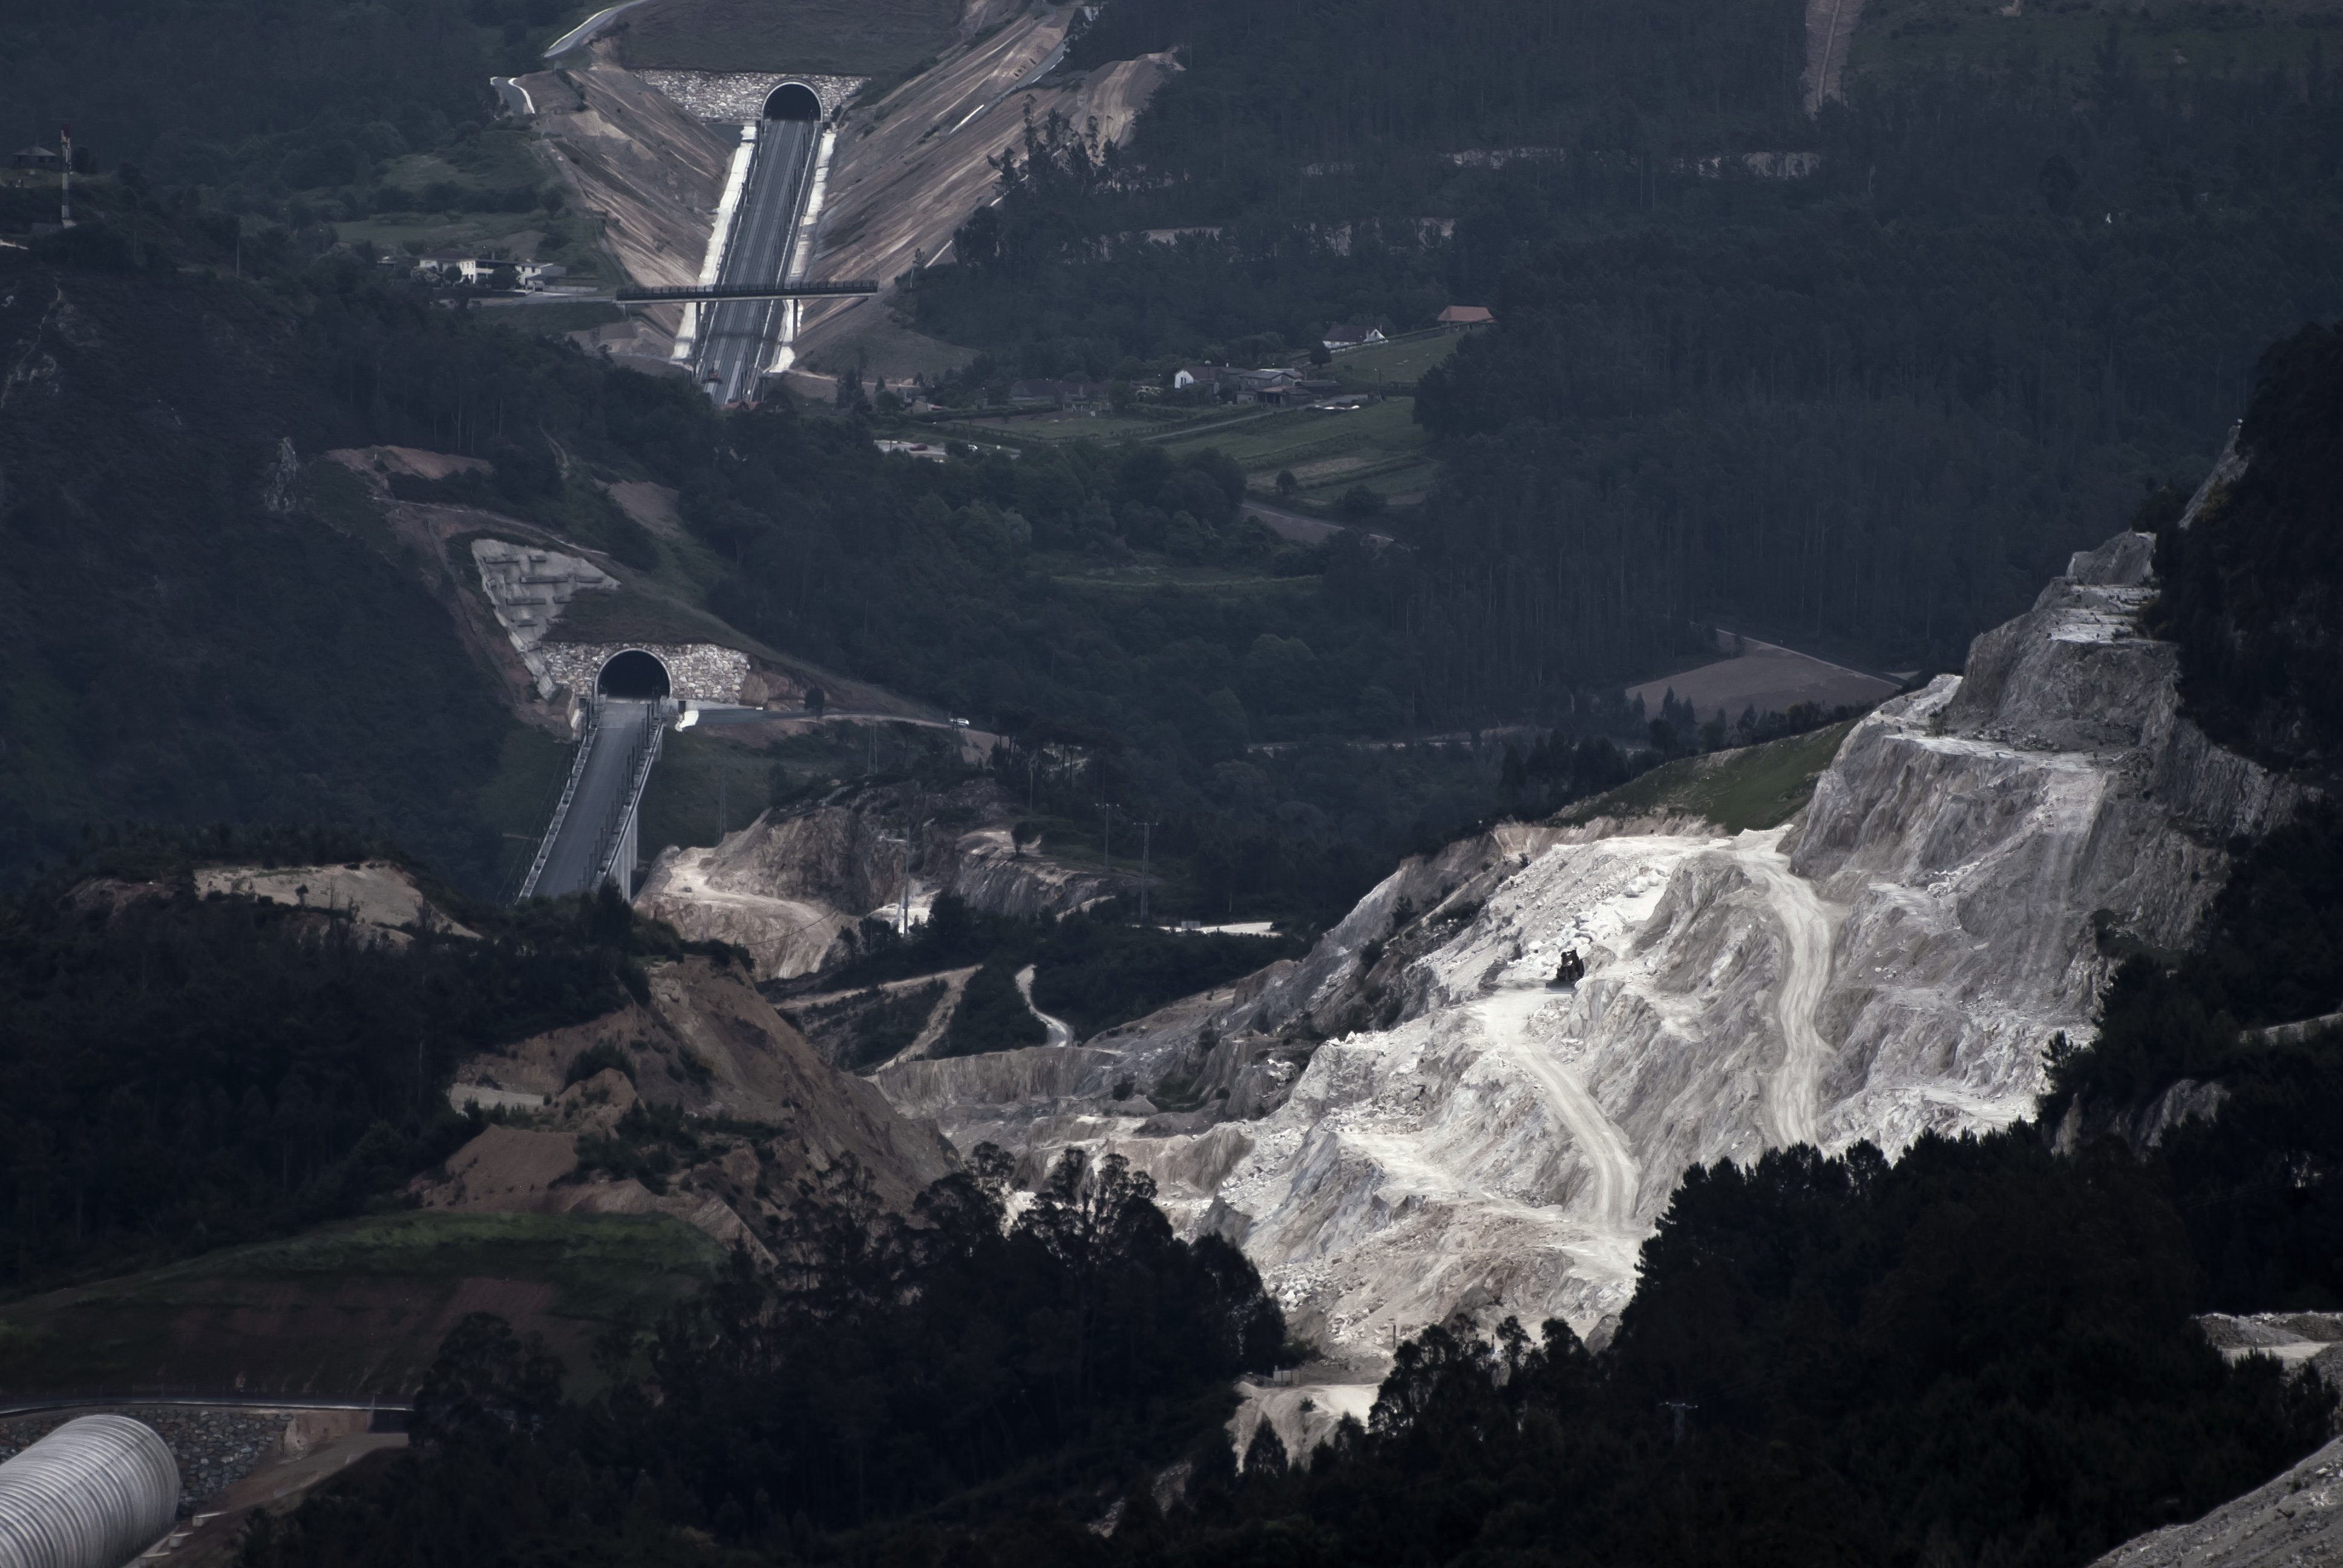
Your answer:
[0,1408,284,1512]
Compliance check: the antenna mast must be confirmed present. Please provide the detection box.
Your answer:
[59,125,72,229]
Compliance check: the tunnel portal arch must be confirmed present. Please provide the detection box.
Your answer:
[763,82,822,120]
[597,648,672,699]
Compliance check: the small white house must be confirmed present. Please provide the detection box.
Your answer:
[1321,325,1387,351]
[415,249,481,283]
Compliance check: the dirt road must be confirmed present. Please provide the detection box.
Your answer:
[1016,964,1075,1047]
[1734,829,1837,1148]
[1470,988,1639,1235]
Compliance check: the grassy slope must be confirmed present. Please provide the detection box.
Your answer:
[0,1212,725,1399]
[1161,397,1437,499]
[1326,331,1467,390]
[1556,721,1859,832]
[614,0,963,73]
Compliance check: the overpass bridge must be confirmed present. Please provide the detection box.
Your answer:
[517,695,669,900]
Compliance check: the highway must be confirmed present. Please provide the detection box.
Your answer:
[698,117,821,405]
[528,699,660,897]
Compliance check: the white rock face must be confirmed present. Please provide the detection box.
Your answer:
[877,531,2302,1409]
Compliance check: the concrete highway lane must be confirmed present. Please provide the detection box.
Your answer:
[700,117,821,405]
[531,700,657,897]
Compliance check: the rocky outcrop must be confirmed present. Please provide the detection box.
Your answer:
[1788,532,2295,1154]
[637,779,1132,980]
[2088,1436,2342,1566]
[868,528,2299,1395]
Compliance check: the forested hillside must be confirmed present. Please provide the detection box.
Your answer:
[2040,328,2343,1315]
[0,189,1624,904]
[910,0,2343,681]
[241,1129,2335,1567]
[3,0,561,190]
[0,828,740,1291]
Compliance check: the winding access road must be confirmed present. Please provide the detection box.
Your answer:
[1015,964,1076,1048]
[1736,829,1837,1149]
[1470,988,1639,1238]
[698,117,821,405]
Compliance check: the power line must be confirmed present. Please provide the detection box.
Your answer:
[1135,821,1159,925]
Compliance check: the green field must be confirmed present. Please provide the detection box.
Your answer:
[0,1213,726,1397]
[1160,397,1439,502]
[1325,330,1469,391]
[1556,722,1859,832]
[614,0,963,74]
[934,411,1182,444]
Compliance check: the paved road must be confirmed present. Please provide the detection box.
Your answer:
[543,0,654,57]
[530,699,657,897]
[699,118,821,405]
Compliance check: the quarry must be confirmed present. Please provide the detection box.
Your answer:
[612,513,2333,1476]
[9,0,2343,1561]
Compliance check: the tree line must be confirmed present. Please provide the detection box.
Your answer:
[0,828,740,1291]
[240,1124,2334,1568]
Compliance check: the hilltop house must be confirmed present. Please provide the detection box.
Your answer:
[11,146,60,171]
[1438,304,1495,328]
[1322,324,1387,350]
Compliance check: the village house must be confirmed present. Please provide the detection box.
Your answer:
[1437,304,1495,329]
[1321,324,1387,350]
[411,252,568,289]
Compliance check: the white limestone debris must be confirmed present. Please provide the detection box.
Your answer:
[864,529,2301,1422]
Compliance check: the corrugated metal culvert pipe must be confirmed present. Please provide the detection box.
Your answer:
[0,1415,181,1568]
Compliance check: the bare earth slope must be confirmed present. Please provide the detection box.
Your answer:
[636,778,1129,979]
[427,956,957,1254]
[790,18,1177,378]
[516,52,736,314]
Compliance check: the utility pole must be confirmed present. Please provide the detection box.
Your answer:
[890,791,922,936]
[59,125,73,229]
[1659,1400,1697,1446]
[1099,802,1116,874]
[877,830,911,937]
[716,757,728,838]
[1136,821,1158,925]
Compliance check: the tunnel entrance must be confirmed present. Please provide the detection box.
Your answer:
[597,649,672,699]
[763,82,821,120]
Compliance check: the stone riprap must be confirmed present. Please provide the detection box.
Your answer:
[467,539,750,702]
[470,540,617,655]
[534,642,750,703]
[639,71,866,123]
[0,1408,284,1513]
